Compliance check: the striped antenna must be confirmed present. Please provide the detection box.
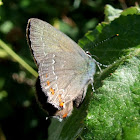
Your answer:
[93,34,119,47]
[92,34,119,71]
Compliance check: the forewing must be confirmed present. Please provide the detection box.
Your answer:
[26,18,86,65]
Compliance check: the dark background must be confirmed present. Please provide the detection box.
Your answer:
[0,0,139,140]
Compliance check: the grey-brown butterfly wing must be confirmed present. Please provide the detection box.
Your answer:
[26,18,96,119]
[26,18,87,65]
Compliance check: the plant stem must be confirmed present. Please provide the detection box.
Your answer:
[0,39,38,78]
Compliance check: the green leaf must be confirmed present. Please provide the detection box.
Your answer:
[82,55,140,140]
[104,4,122,22]
[79,7,140,140]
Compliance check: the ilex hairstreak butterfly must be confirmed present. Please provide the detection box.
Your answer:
[26,18,96,120]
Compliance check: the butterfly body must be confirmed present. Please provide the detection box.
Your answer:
[26,18,96,120]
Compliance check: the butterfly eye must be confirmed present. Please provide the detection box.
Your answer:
[86,51,91,57]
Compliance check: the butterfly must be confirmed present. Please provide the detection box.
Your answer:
[26,18,96,120]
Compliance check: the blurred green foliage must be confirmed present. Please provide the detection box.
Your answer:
[0,0,140,140]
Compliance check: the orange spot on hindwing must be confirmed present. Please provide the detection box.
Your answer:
[50,88,55,95]
[63,113,67,118]
[47,81,50,86]
[59,102,64,107]
[58,94,62,102]
[58,94,64,108]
